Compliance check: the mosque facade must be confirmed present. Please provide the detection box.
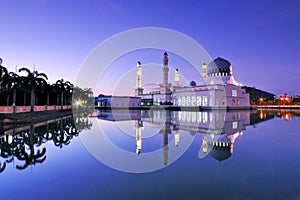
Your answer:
[135,52,250,109]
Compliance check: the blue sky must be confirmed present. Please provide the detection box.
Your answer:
[1,0,300,95]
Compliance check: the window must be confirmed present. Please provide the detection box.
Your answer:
[203,96,208,106]
[209,98,213,106]
[232,90,237,97]
[187,96,191,106]
[191,96,196,106]
[181,97,184,106]
[197,96,202,106]
[177,97,181,106]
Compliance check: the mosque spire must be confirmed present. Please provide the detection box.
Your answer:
[160,52,172,103]
[175,69,179,86]
[134,61,144,96]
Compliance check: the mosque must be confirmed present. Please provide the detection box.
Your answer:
[96,52,250,109]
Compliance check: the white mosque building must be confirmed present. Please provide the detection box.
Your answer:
[136,52,249,109]
[96,52,250,109]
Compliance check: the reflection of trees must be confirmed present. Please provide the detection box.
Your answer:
[0,115,92,174]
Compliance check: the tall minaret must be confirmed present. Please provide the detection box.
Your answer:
[163,52,169,84]
[160,52,172,103]
[135,61,144,96]
[174,69,179,87]
[202,63,207,82]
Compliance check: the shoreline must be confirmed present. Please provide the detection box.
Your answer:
[95,105,257,111]
[0,109,73,125]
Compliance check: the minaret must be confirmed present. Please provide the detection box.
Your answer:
[163,52,169,84]
[160,52,172,103]
[134,61,144,96]
[202,63,207,82]
[174,69,179,87]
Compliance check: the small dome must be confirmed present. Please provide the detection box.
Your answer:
[207,57,232,77]
[190,81,196,87]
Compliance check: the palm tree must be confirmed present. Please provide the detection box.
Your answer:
[18,67,48,111]
[0,59,9,105]
[18,76,31,106]
[0,58,8,81]
[55,79,73,108]
[2,72,12,106]
[9,72,19,106]
[72,86,93,106]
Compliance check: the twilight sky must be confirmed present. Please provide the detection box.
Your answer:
[1,0,300,95]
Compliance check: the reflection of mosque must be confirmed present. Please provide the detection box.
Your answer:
[97,109,274,163]
[143,110,248,162]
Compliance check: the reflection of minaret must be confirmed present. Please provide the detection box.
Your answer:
[174,69,179,87]
[202,136,208,153]
[134,120,143,154]
[174,130,180,146]
[135,61,144,96]
[159,110,172,165]
[160,52,172,103]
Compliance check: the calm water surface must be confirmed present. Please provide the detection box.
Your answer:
[0,109,300,200]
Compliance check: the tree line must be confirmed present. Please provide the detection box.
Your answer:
[0,58,93,109]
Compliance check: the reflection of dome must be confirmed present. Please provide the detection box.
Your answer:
[207,57,231,77]
[209,142,232,161]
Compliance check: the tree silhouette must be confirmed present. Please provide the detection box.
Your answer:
[18,67,48,111]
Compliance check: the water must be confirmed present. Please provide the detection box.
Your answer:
[0,109,300,200]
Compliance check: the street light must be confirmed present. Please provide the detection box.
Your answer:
[259,97,264,105]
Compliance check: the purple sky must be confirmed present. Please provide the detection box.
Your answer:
[1,0,300,95]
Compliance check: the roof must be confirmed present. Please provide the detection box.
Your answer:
[207,57,232,76]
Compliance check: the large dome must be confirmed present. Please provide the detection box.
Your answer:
[207,57,232,77]
[209,144,232,162]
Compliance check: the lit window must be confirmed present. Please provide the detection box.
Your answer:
[209,98,212,106]
[197,96,202,106]
[191,96,196,106]
[187,96,191,106]
[232,90,237,97]
[182,97,186,106]
[203,96,208,106]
